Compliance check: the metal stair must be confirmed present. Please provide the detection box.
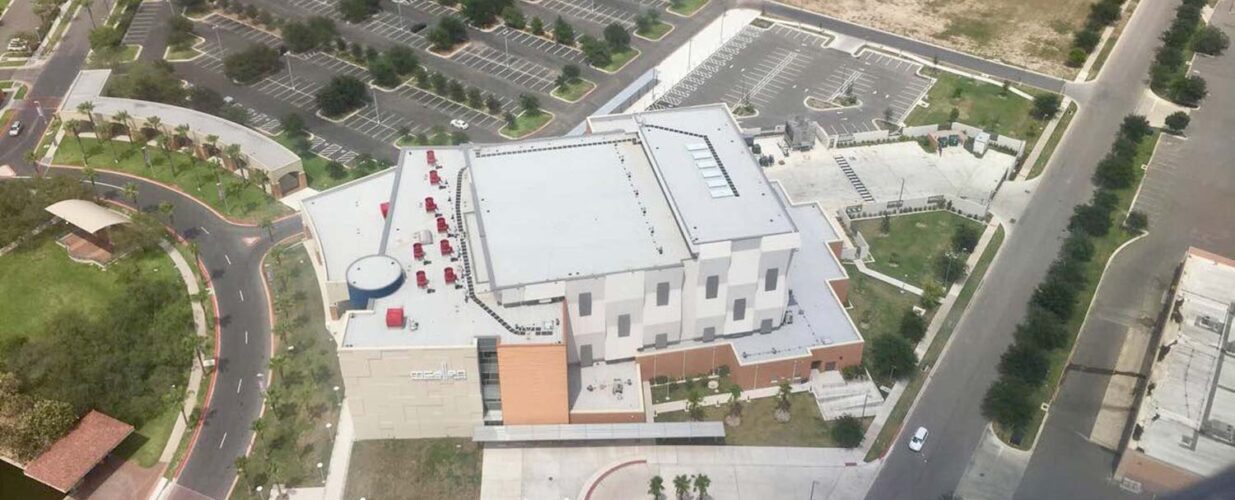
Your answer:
[834,155,876,202]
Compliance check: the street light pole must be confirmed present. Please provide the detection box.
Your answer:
[316,462,325,484]
[371,88,382,125]
[214,26,224,56]
[286,57,296,90]
[396,2,408,32]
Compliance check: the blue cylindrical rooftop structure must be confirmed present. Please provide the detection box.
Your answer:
[346,254,404,307]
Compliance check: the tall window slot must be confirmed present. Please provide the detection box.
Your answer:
[706,275,719,299]
[578,292,592,317]
[656,282,670,306]
[765,268,779,292]
[733,298,746,321]
[618,314,631,337]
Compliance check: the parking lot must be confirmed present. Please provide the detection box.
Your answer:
[656,21,933,138]
[121,0,167,46]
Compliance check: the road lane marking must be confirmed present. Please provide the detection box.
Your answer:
[245,331,249,344]
[219,432,228,448]
[237,378,243,393]
[224,254,232,265]
[200,226,210,235]
[239,290,245,302]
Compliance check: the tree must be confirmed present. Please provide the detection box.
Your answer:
[502,6,525,29]
[672,475,691,500]
[486,95,502,115]
[386,45,419,75]
[774,381,792,422]
[1069,201,1113,236]
[123,181,140,206]
[693,474,711,499]
[866,334,917,380]
[635,8,661,35]
[113,110,134,141]
[1192,25,1229,56]
[315,75,369,117]
[920,280,945,308]
[998,342,1049,386]
[1031,273,1078,319]
[89,25,123,53]
[936,252,968,284]
[879,214,891,234]
[529,16,544,35]
[951,223,980,253]
[832,414,865,448]
[224,44,281,85]
[579,35,612,67]
[338,0,381,23]
[604,22,631,51]
[503,111,518,129]
[158,201,175,225]
[369,56,400,88]
[449,80,466,102]
[82,166,98,188]
[725,383,743,426]
[1164,111,1190,134]
[1125,210,1148,232]
[1030,94,1061,120]
[1120,115,1152,142]
[648,475,665,500]
[429,16,469,51]
[557,63,581,88]
[1072,28,1100,52]
[552,16,575,45]
[519,93,541,116]
[899,309,927,343]
[1171,75,1207,106]
[65,119,88,163]
[685,389,703,421]
[282,17,337,53]
[981,377,1035,432]
[281,113,306,139]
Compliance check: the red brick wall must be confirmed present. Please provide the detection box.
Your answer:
[498,344,570,425]
[828,240,843,260]
[636,340,863,390]
[830,278,849,305]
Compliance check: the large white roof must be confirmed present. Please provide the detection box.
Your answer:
[44,199,130,234]
[468,133,690,290]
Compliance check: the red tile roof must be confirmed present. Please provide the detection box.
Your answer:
[24,411,133,493]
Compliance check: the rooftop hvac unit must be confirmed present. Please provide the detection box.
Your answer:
[385,307,405,328]
[425,196,437,212]
[444,267,457,284]
[415,229,433,244]
[439,239,453,256]
[413,242,425,260]
[429,170,441,185]
[426,150,437,165]
[379,202,391,218]
[436,216,449,233]
[1204,419,1235,444]
[416,270,428,288]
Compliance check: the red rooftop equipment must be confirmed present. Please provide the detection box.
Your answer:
[436,216,449,233]
[379,202,390,218]
[413,242,424,260]
[440,239,453,256]
[416,270,428,288]
[426,150,436,165]
[429,170,441,185]
[424,197,437,212]
[385,308,405,328]
[444,267,457,284]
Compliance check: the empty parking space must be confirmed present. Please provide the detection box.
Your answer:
[658,21,932,138]
[496,27,587,63]
[122,1,167,46]
[542,0,635,29]
[393,85,506,129]
[395,0,456,17]
[1131,135,1184,223]
[455,44,558,93]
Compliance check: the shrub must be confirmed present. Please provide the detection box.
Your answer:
[1193,25,1230,56]
[1030,94,1061,120]
[866,335,917,381]
[1164,111,1190,133]
[223,44,280,85]
[315,75,369,117]
[841,364,865,381]
[981,377,1036,432]
[1171,75,1207,106]
[1072,28,1100,53]
[898,309,927,344]
[1066,48,1087,67]
[998,342,1050,386]
[831,415,865,448]
[1125,210,1149,232]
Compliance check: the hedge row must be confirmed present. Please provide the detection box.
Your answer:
[1065,0,1127,67]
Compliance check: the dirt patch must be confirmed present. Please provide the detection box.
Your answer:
[794,0,1094,77]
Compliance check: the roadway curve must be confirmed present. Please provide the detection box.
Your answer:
[863,0,1184,498]
[46,166,303,500]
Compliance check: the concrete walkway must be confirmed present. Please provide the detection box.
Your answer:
[160,240,208,464]
[852,259,924,296]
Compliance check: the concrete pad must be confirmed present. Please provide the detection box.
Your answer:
[829,33,866,55]
[954,426,1031,500]
[1133,89,1190,128]
[0,165,15,177]
[1088,325,1150,450]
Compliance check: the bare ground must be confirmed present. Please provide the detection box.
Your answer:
[791,0,1094,77]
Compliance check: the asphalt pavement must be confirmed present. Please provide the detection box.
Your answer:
[1015,3,1235,498]
[863,0,1187,498]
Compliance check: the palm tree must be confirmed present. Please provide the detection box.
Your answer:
[686,389,703,421]
[648,475,665,500]
[693,474,710,500]
[122,181,139,206]
[725,383,743,427]
[82,165,98,188]
[143,116,162,144]
[269,354,288,379]
[23,150,40,176]
[188,240,200,261]
[76,101,97,133]
[223,143,245,179]
[112,110,133,142]
[205,134,219,158]
[260,217,274,240]
[97,122,119,163]
[250,169,270,195]
[64,119,88,163]
[774,381,792,423]
[273,322,292,344]
[158,201,175,225]
[672,475,691,500]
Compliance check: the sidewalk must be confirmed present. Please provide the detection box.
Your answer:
[852,259,924,296]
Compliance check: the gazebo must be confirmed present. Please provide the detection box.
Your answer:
[45,199,131,266]
[22,411,133,494]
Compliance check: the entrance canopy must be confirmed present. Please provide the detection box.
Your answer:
[45,200,130,234]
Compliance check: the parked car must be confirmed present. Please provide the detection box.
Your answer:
[450,119,469,130]
[908,426,928,452]
[410,23,427,33]
[8,120,23,137]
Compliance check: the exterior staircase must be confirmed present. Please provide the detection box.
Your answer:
[809,370,884,420]
[833,154,876,202]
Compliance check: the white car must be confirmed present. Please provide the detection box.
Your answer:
[8,121,22,137]
[450,119,469,130]
[908,426,928,452]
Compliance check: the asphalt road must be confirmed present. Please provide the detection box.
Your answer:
[1015,3,1235,498]
[863,0,1186,498]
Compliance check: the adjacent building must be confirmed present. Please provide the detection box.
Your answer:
[300,104,863,440]
[1116,247,1235,493]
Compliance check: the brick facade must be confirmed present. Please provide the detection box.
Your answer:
[635,340,863,390]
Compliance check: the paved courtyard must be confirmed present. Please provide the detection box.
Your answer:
[655,20,932,137]
[765,140,1013,212]
[481,444,878,500]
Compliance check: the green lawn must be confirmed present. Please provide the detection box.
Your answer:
[236,243,343,495]
[166,45,201,61]
[275,134,362,190]
[344,439,481,500]
[1027,102,1077,179]
[397,132,455,147]
[114,406,179,467]
[53,137,289,221]
[0,461,61,500]
[650,375,732,404]
[637,21,673,40]
[1,80,28,100]
[500,111,553,139]
[656,393,871,447]
[551,78,595,102]
[844,263,933,342]
[906,72,1045,141]
[852,211,984,288]
[599,47,639,73]
[865,226,1004,461]
[0,232,178,342]
[668,0,709,16]
[999,133,1160,450]
[87,44,140,69]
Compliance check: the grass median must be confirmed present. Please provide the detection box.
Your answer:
[1027,102,1077,179]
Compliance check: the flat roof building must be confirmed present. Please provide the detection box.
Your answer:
[300,105,863,441]
[1116,247,1235,494]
